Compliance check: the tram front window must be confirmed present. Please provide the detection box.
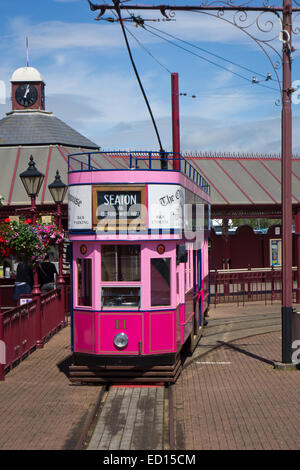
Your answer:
[102,245,140,281]
[77,258,92,306]
[151,258,171,306]
[102,287,140,308]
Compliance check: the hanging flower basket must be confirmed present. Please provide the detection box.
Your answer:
[36,222,65,248]
[0,218,65,264]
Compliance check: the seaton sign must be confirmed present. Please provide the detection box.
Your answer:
[92,185,146,231]
[97,190,142,220]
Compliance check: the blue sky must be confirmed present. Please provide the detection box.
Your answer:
[1,0,300,153]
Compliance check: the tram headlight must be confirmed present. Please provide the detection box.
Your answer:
[113,332,129,350]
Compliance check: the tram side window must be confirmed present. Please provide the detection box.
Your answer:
[151,258,170,306]
[77,259,92,306]
[102,245,140,282]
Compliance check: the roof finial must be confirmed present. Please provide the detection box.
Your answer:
[26,37,29,67]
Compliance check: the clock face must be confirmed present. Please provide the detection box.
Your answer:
[15,84,38,107]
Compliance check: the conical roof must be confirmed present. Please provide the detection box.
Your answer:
[0,110,98,149]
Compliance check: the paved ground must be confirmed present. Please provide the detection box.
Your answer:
[0,325,101,450]
[0,300,299,450]
[174,301,300,450]
[175,332,300,450]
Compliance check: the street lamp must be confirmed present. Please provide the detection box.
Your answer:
[48,170,68,216]
[19,155,45,297]
[19,155,45,224]
[48,170,67,285]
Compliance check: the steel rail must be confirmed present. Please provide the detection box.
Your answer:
[74,384,109,450]
[168,384,175,450]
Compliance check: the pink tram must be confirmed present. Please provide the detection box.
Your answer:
[67,151,211,383]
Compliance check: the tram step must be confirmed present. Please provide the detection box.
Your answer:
[69,363,180,373]
[69,377,179,384]
[68,358,182,384]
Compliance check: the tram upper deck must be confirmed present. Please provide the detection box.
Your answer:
[68,151,210,237]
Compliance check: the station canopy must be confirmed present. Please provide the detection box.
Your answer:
[182,151,300,206]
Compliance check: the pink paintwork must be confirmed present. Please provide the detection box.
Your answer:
[72,239,178,355]
[68,169,210,203]
[149,311,176,353]
[73,310,95,353]
[99,313,143,354]
[72,238,209,356]
[70,165,210,359]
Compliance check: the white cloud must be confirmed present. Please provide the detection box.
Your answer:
[8,17,124,53]
[7,10,275,57]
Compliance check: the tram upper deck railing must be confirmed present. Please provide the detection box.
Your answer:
[68,151,211,196]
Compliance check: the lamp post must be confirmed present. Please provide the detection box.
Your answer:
[48,170,67,286]
[19,155,45,225]
[19,156,45,301]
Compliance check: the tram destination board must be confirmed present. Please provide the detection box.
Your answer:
[93,185,146,231]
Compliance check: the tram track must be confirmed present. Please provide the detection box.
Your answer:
[75,382,175,451]
[75,384,109,450]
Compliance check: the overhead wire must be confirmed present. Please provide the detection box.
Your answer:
[124,25,172,74]
[92,2,278,93]
[112,0,165,152]
[141,24,278,92]
[146,23,272,82]
[124,24,273,95]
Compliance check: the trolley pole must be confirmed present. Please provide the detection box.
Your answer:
[281,0,293,363]
[171,72,180,171]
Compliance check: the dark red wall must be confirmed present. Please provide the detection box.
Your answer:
[210,225,296,270]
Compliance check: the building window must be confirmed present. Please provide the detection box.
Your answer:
[77,258,92,306]
[101,245,140,282]
[151,258,171,306]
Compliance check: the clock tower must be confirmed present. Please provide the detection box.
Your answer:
[10,66,45,111]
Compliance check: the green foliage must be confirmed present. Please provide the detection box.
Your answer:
[232,218,281,229]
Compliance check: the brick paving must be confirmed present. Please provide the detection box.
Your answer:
[174,330,300,450]
[0,325,101,450]
[0,302,299,450]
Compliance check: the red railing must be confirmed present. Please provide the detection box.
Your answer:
[210,267,298,306]
[0,284,16,310]
[0,285,68,381]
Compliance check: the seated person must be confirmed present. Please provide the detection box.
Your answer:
[37,254,58,293]
[13,262,34,301]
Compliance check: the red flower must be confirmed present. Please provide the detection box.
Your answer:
[25,219,32,224]
[4,218,9,223]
